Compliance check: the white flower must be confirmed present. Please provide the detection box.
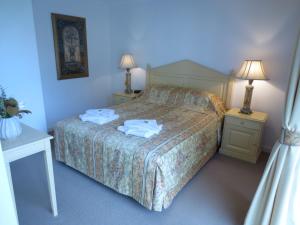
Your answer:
[18,101,25,109]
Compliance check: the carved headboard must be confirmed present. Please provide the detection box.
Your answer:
[146,60,233,108]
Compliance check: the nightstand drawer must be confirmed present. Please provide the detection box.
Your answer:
[116,96,128,104]
[220,108,267,163]
[114,96,128,105]
[225,116,260,130]
[113,92,140,105]
[220,125,261,163]
[223,125,259,154]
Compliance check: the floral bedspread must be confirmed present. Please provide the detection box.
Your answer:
[54,86,225,211]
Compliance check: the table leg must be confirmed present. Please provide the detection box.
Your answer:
[5,162,18,215]
[43,141,58,217]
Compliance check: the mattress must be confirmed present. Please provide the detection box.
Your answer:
[54,86,225,211]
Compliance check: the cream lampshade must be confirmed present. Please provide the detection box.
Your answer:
[120,54,136,94]
[236,60,267,114]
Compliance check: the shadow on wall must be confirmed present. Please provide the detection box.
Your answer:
[131,68,146,91]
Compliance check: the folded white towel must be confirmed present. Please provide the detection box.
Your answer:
[124,120,161,131]
[79,114,119,125]
[118,119,163,138]
[124,119,157,127]
[86,109,115,117]
[118,125,162,138]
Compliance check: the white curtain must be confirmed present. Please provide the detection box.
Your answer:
[244,35,300,225]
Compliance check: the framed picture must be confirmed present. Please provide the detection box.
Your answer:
[51,13,89,80]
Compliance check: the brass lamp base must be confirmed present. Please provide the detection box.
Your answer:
[124,69,133,94]
[240,80,254,115]
[240,106,253,114]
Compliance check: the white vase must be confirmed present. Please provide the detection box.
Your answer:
[0,117,22,140]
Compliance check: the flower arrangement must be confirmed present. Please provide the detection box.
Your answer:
[0,86,31,119]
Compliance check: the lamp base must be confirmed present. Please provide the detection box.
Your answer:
[125,69,133,94]
[125,89,133,94]
[240,107,253,115]
[240,81,254,115]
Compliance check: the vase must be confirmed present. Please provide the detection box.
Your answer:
[0,117,22,140]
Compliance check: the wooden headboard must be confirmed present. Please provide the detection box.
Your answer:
[146,60,233,108]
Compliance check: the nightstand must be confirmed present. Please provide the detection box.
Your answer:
[220,108,268,163]
[113,92,141,105]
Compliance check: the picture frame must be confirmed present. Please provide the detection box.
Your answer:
[51,13,89,80]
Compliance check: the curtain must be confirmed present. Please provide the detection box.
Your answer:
[244,35,300,225]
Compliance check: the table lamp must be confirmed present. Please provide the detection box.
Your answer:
[236,60,267,114]
[120,54,136,94]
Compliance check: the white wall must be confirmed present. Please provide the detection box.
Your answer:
[32,0,112,129]
[109,0,300,150]
[0,0,47,131]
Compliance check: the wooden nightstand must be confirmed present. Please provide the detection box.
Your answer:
[113,92,141,105]
[220,108,268,163]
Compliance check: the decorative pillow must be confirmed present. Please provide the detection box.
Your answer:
[143,84,226,117]
[182,90,212,109]
[143,85,176,104]
[208,94,227,118]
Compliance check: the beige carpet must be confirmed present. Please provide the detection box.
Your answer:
[11,151,267,225]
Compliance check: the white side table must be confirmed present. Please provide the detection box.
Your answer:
[1,124,58,223]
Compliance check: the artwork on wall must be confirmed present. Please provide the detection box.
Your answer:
[51,13,89,80]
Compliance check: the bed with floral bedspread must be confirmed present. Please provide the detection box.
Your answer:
[54,85,226,211]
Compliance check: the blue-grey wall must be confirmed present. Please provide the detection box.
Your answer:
[0,0,47,131]
[32,0,112,129]
[108,0,300,150]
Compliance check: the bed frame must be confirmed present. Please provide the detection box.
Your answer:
[146,60,234,108]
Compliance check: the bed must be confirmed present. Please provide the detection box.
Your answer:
[54,60,233,211]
